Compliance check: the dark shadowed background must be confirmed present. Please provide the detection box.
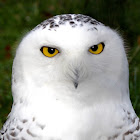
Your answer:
[0,0,140,129]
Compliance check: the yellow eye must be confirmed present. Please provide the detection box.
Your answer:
[40,47,59,57]
[89,43,105,54]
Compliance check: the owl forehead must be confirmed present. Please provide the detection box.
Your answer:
[33,14,102,31]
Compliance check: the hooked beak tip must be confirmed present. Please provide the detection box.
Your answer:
[74,82,78,89]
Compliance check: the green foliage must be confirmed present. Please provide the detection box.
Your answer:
[0,0,140,129]
[0,60,13,129]
[129,45,140,117]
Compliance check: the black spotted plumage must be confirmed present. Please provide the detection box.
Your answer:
[0,116,46,140]
[33,14,101,31]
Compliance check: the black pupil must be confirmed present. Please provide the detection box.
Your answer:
[48,47,55,54]
[91,45,98,51]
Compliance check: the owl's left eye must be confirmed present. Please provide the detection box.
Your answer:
[40,47,59,57]
[89,42,105,54]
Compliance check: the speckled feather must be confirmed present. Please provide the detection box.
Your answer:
[33,14,101,31]
[1,107,140,140]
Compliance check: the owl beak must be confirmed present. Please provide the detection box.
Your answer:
[74,82,78,89]
[67,63,81,89]
[73,69,79,89]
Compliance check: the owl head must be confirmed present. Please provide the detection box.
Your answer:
[12,14,129,104]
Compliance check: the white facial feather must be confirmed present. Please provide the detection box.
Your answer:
[1,14,140,140]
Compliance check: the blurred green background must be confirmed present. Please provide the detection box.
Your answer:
[0,0,140,129]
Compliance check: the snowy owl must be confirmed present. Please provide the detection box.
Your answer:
[0,14,140,140]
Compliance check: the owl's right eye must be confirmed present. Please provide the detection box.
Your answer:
[40,47,59,57]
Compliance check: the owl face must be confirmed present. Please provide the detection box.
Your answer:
[12,14,128,101]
